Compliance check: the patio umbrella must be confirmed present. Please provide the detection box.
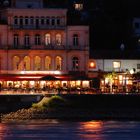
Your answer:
[40,75,59,81]
[72,75,91,81]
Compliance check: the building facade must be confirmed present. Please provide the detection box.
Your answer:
[0,0,89,89]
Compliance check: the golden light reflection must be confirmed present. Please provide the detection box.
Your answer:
[80,121,103,131]
[79,121,103,139]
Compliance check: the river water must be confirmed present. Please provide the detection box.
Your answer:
[0,120,140,140]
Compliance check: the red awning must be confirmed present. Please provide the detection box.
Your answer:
[0,74,90,81]
[0,74,42,81]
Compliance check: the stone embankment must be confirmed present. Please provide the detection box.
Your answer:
[2,94,140,121]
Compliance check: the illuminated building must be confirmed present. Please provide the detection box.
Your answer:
[0,0,89,89]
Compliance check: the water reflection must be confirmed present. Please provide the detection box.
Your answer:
[0,120,140,140]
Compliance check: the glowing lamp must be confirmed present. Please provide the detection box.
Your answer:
[89,62,96,68]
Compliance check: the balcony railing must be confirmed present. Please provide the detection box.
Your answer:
[10,25,66,30]
[0,45,89,51]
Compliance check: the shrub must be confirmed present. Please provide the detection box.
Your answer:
[32,96,67,110]
[43,95,67,108]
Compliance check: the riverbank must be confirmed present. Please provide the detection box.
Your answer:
[2,94,140,121]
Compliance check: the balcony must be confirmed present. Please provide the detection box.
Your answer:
[10,25,66,30]
[1,45,88,51]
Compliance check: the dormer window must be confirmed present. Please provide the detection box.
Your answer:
[74,3,83,10]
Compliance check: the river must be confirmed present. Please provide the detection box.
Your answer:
[0,120,140,140]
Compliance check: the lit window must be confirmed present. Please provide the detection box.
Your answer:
[13,56,20,70]
[55,56,62,70]
[113,61,121,69]
[45,34,51,45]
[34,56,41,70]
[45,56,51,70]
[56,34,62,46]
[72,57,79,70]
[74,3,83,10]
[23,56,30,70]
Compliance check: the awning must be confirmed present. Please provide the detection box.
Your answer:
[40,75,59,81]
[0,74,91,81]
[0,74,42,81]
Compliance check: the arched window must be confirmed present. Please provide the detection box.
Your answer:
[34,56,41,70]
[13,34,19,48]
[45,56,51,70]
[55,56,62,70]
[45,34,51,45]
[23,56,30,70]
[73,34,79,46]
[24,34,30,47]
[13,56,20,70]
[72,57,79,70]
[56,34,62,46]
[35,34,41,45]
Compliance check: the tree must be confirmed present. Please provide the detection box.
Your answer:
[104,72,117,92]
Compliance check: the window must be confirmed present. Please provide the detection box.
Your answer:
[25,16,29,25]
[73,34,79,46]
[35,34,41,45]
[56,18,60,25]
[137,64,140,69]
[35,17,39,28]
[23,56,30,70]
[41,17,45,25]
[74,3,83,10]
[30,16,34,25]
[13,56,20,70]
[45,34,51,45]
[51,18,55,26]
[56,34,62,46]
[55,56,62,70]
[13,34,19,47]
[24,34,30,47]
[34,56,41,70]
[19,16,23,26]
[14,16,18,25]
[46,17,50,25]
[45,56,51,70]
[113,61,121,69]
[72,57,79,70]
